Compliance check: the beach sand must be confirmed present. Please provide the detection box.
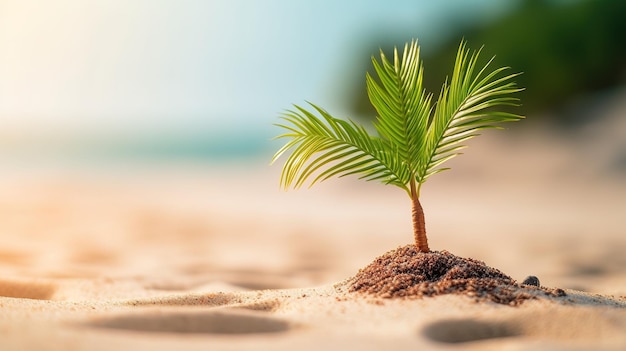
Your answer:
[1,113,625,350]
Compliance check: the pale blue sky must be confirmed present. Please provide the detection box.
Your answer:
[0,0,514,135]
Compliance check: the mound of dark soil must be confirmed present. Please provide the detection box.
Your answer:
[349,245,565,306]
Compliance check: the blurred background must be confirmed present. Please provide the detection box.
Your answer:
[0,0,624,298]
[1,0,625,163]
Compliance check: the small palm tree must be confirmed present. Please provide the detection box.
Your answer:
[272,40,523,253]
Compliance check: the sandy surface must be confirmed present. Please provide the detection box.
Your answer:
[1,103,626,350]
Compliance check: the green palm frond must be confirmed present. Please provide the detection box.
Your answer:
[366,41,432,173]
[272,39,523,195]
[271,103,410,191]
[419,42,523,181]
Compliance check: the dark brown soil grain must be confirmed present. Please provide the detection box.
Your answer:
[349,245,565,306]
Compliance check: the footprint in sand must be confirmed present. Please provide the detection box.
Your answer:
[0,279,57,300]
[86,309,291,335]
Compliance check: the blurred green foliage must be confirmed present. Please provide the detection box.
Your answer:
[348,0,626,124]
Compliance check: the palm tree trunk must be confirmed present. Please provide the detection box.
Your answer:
[410,180,430,252]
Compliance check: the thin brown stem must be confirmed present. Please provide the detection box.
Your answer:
[410,179,430,252]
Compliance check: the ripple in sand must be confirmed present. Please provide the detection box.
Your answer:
[0,279,56,300]
[86,310,291,335]
[121,292,281,312]
[122,292,237,307]
[423,306,626,344]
